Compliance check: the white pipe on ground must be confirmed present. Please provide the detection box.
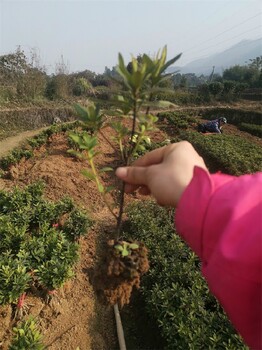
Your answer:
[114,303,127,350]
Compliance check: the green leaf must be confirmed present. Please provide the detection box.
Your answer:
[129,243,139,250]
[81,169,95,180]
[122,249,129,257]
[153,100,177,108]
[74,104,88,121]
[162,52,182,73]
[100,167,113,173]
[97,183,104,193]
[69,133,81,144]
[114,244,123,252]
[105,186,115,193]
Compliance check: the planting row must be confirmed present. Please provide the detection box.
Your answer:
[0,182,91,307]
[0,121,87,172]
[201,107,262,127]
[157,111,262,175]
[239,122,262,138]
[125,201,247,349]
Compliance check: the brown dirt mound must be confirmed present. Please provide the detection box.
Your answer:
[92,240,149,308]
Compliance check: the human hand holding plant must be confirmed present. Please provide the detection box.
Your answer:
[116,141,208,207]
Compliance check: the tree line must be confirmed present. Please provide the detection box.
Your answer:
[0,47,261,105]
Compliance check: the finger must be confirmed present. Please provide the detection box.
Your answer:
[132,145,167,167]
[115,166,148,186]
[138,186,151,196]
[125,183,140,193]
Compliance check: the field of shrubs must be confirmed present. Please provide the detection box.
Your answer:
[0,105,260,349]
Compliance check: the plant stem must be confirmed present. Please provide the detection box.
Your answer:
[146,92,153,115]
[116,181,125,238]
[89,157,118,220]
[116,93,138,239]
[99,129,118,153]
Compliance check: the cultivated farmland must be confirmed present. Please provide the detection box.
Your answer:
[0,101,260,349]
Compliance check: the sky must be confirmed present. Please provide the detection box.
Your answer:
[0,0,261,74]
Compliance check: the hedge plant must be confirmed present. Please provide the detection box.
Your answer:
[0,182,91,305]
[125,201,247,349]
[239,122,262,138]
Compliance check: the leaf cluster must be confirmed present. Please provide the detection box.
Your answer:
[176,130,262,175]
[114,241,139,257]
[0,182,91,303]
[9,317,45,350]
[0,121,84,171]
[116,46,182,114]
[239,122,262,138]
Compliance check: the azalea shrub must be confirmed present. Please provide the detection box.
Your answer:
[239,122,262,138]
[0,182,91,305]
[9,317,45,350]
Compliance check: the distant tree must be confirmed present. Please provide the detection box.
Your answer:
[0,47,28,84]
[46,55,70,99]
[208,82,224,97]
[72,77,94,96]
[223,58,261,87]
[179,75,187,89]
[0,47,46,100]
[248,56,262,70]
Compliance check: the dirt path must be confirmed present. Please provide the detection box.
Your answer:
[0,127,49,158]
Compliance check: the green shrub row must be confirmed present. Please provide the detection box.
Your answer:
[126,201,247,349]
[201,108,262,126]
[157,111,196,130]
[0,121,85,171]
[239,122,262,138]
[175,130,262,175]
[156,111,262,175]
[0,182,92,304]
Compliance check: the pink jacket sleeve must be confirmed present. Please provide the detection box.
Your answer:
[175,167,262,350]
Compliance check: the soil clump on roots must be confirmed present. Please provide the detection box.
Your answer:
[92,239,149,308]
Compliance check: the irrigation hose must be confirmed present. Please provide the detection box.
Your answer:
[114,303,127,350]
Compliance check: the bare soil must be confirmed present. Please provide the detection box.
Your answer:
[0,127,49,158]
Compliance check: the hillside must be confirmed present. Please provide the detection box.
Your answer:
[168,38,262,75]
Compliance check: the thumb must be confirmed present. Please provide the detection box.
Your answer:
[115,166,148,190]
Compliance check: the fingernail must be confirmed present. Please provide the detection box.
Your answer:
[116,167,127,178]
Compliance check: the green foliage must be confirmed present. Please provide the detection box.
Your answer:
[0,183,91,302]
[0,252,31,305]
[125,201,247,349]
[208,81,224,96]
[202,107,262,126]
[26,228,78,290]
[69,47,182,233]
[45,74,69,100]
[177,130,262,175]
[74,103,103,135]
[63,208,92,240]
[157,111,196,130]
[72,77,92,96]
[0,149,33,171]
[239,122,262,138]
[223,63,261,88]
[9,317,45,350]
[0,47,47,103]
[114,241,139,257]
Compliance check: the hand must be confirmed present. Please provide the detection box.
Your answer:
[115,141,208,207]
